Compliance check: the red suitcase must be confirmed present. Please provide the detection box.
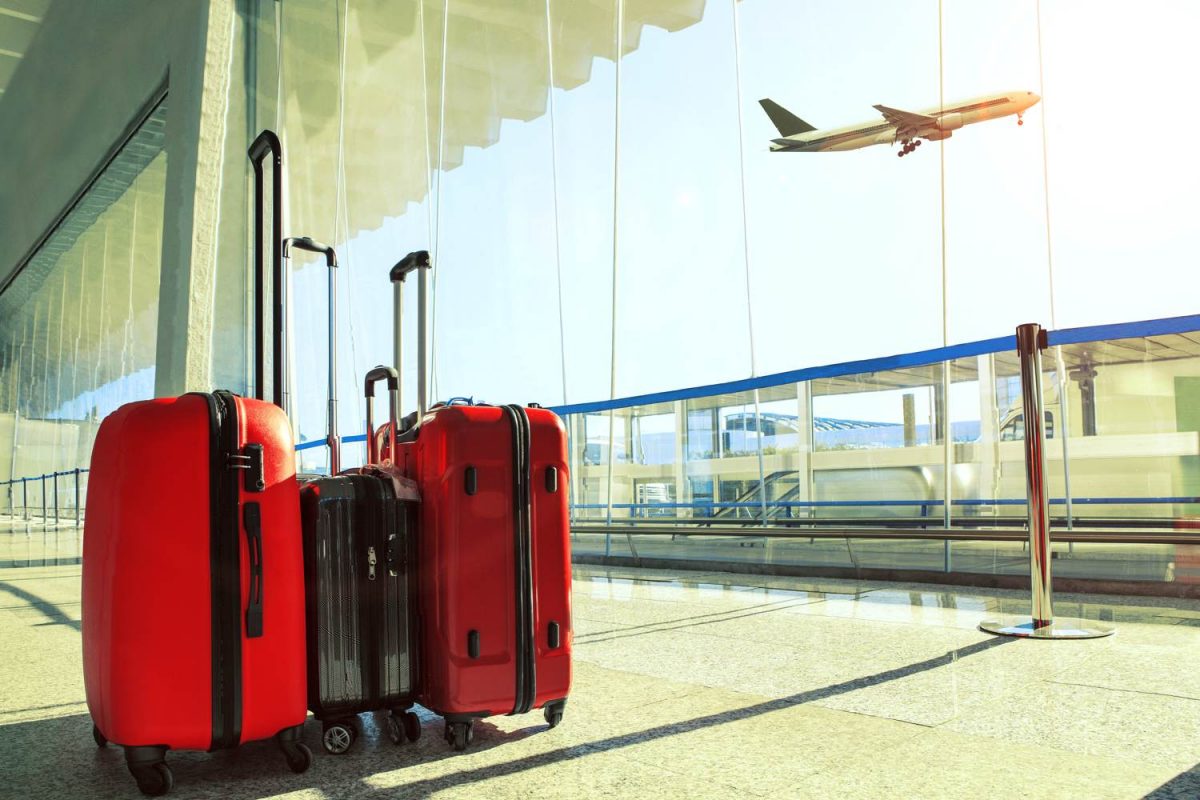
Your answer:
[82,392,310,793]
[387,252,572,750]
[81,131,310,796]
[404,404,572,749]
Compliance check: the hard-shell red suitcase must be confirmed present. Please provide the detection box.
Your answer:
[81,131,311,796]
[404,403,572,749]
[82,392,310,794]
[387,251,572,751]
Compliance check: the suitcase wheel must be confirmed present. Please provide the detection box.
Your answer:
[444,720,473,752]
[131,763,173,797]
[387,710,422,745]
[276,723,313,773]
[125,747,172,797]
[92,724,108,748]
[283,742,313,774]
[321,720,357,755]
[403,711,422,743]
[543,700,566,729]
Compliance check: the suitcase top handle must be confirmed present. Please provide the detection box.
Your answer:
[389,250,433,421]
[389,250,429,282]
[283,236,341,472]
[365,365,400,466]
[364,366,399,396]
[283,236,338,267]
[248,130,284,409]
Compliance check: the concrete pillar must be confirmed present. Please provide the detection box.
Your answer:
[153,0,242,397]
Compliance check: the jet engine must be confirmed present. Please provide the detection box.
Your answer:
[936,112,963,131]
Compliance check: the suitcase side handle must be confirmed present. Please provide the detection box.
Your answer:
[364,365,400,466]
[243,502,265,638]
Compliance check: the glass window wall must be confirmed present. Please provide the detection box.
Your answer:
[0,98,167,506]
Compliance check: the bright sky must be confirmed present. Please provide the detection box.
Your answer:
[286,0,1200,458]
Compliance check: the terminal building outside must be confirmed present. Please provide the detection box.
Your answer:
[0,1,1198,798]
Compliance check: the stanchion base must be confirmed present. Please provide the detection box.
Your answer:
[979,616,1114,639]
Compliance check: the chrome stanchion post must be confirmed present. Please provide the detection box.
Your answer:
[53,471,59,526]
[980,323,1113,639]
[22,478,28,520]
[74,468,81,527]
[41,474,46,523]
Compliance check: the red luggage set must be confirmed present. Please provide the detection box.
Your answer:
[81,131,572,796]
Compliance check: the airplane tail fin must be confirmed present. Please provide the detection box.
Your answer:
[759,99,817,136]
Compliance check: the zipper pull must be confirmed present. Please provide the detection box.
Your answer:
[367,546,377,580]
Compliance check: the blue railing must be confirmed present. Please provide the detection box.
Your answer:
[549,313,1200,417]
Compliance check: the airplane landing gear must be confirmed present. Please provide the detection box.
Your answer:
[896,139,922,157]
[1017,114,1024,126]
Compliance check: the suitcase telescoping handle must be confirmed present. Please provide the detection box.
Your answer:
[389,250,432,421]
[364,366,400,465]
[282,236,341,474]
[248,130,284,409]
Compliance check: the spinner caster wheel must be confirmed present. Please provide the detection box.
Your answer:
[388,710,422,744]
[543,701,566,729]
[92,723,108,748]
[444,720,473,752]
[322,720,357,755]
[125,747,172,797]
[282,742,313,774]
[131,763,173,797]
[403,710,422,743]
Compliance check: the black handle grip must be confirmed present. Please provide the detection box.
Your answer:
[390,250,430,282]
[243,502,265,638]
[364,365,399,397]
[248,130,283,408]
[282,236,338,267]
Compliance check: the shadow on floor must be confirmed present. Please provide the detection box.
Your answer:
[1144,763,1200,799]
[8,637,1011,798]
[0,580,81,631]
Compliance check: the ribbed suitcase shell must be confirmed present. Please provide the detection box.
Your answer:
[82,393,307,751]
[300,474,417,720]
[399,405,572,721]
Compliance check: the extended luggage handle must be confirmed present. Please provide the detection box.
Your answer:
[248,130,284,409]
[364,365,400,466]
[390,250,432,421]
[283,236,341,474]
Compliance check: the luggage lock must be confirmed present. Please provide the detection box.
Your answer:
[227,444,265,492]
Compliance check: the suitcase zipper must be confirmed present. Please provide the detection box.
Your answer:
[504,405,537,716]
[198,391,245,750]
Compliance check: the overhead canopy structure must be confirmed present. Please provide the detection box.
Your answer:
[0,0,710,420]
[278,0,709,241]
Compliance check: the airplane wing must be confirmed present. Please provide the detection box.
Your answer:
[873,104,936,137]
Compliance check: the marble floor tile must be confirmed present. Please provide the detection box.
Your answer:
[942,681,1200,769]
[791,726,1181,800]
[4,557,1199,799]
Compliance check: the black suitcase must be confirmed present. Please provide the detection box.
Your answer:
[297,354,422,753]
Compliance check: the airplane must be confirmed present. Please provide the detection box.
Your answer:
[760,90,1041,158]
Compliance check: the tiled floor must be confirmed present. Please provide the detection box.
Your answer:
[2,521,1199,798]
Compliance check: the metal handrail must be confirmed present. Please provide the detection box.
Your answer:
[569,523,1200,546]
[1,467,90,525]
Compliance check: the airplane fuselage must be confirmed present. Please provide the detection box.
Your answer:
[770,91,1040,152]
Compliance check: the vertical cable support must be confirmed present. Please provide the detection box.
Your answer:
[545,0,569,406]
